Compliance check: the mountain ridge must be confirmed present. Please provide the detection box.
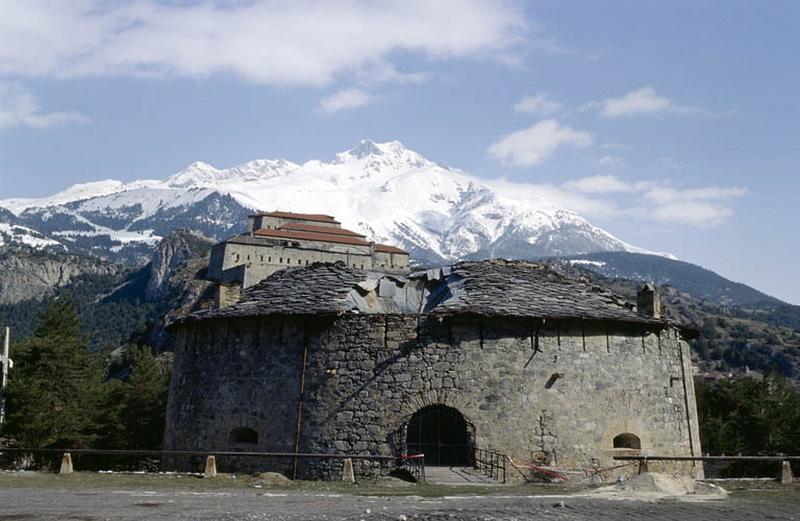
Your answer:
[0,140,669,265]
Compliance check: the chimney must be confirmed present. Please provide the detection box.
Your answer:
[215,283,241,309]
[637,283,661,319]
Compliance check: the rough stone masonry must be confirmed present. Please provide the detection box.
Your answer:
[164,260,702,481]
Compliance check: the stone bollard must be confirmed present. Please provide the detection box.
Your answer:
[204,455,217,478]
[59,453,74,475]
[781,460,793,485]
[342,458,355,483]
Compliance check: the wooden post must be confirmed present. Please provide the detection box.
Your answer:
[781,460,794,485]
[59,453,74,474]
[204,455,217,478]
[342,458,355,483]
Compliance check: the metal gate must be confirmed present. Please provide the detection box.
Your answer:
[406,404,473,466]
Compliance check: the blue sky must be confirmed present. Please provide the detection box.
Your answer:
[0,1,798,303]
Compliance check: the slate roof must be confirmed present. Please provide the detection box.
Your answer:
[185,263,368,322]
[423,259,655,323]
[180,259,665,327]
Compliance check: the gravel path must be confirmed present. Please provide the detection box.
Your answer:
[1,486,799,521]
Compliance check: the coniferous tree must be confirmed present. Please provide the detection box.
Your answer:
[697,374,800,476]
[2,298,106,448]
[98,346,170,450]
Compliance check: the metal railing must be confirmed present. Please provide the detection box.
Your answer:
[398,453,425,482]
[474,447,506,483]
[613,455,798,483]
[614,455,800,462]
[0,447,398,478]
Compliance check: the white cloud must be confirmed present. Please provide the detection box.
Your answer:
[319,88,373,114]
[559,175,746,227]
[599,142,629,150]
[0,0,525,86]
[488,119,593,167]
[592,87,725,118]
[647,200,731,226]
[563,175,642,194]
[596,86,714,118]
[600,87,672,117]
[493,173,744,227]
[514,93,561,115]
[596,155,626,169]
[0,82,88,129]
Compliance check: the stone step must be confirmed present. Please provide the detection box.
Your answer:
[424,466,504,486]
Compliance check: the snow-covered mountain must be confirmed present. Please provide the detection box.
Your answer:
[0,140,668,265]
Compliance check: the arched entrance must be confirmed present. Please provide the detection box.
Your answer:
[406,404,473,466]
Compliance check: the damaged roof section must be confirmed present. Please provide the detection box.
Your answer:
[184,263,425,322]
[346,274,425,314]
[422,260,654,323]
[181,259,670,328]
[188,263,368,320]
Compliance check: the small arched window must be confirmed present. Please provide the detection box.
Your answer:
[230,427,259,445]
[613,433,641,450]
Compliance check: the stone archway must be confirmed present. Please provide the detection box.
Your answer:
[613,432,641,450]
[406,404,474,466]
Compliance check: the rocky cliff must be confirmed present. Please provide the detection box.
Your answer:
[140,230,216,349]
[0,247,123,305]
[144,229,216,301]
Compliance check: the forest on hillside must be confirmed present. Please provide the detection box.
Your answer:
[1,300,170,462]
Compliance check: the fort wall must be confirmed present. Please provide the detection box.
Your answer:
[164,313,702,480]
[207,241,409,287]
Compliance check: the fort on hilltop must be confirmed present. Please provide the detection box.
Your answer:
[206,210,410,306]
[166,238,703,480]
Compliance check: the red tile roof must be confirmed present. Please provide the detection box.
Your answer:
[374,244,408,254]
[280,222,365,238]
[254,228,371,247]
[253,228,409,255]
[249,211,339,224]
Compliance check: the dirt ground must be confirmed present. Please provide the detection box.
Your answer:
[0,471,798,520]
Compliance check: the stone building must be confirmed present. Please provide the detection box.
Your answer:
[206,211,409,306]
[165,260,702,480]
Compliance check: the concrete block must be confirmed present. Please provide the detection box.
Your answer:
[59,453,73,474]
[781,460,793,485]
[342,458,355,483]
[204,455,217,478]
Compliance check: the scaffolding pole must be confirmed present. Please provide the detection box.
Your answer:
[0,327,9,426]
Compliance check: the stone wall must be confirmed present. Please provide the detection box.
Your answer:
[164,313,702,480]
[372,250,407,271]
[207,240,409,288]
